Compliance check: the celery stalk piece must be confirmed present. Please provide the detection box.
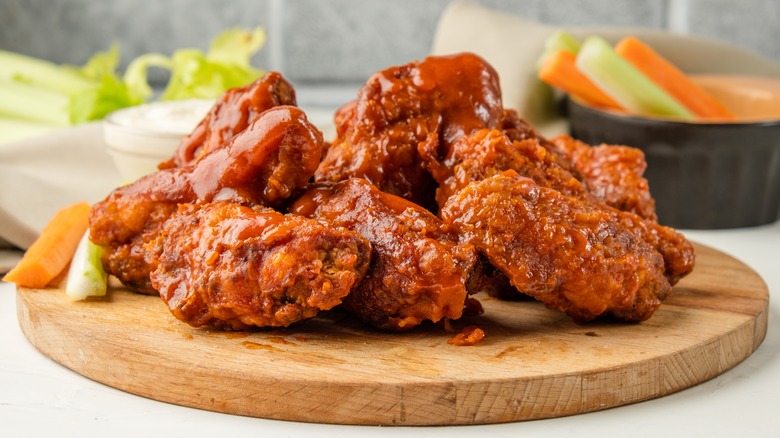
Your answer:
[65,231,108,301]
[0,79,70,126]
[545,30,581,55]
[576,36,694,119]
[0,49,95,95]
[0,27,267,130]
[0,47,144,126]
[536,30,581,69]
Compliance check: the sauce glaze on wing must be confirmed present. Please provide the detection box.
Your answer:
[290,178,477,331]
[441,170,672,322]
[314,53,506,210]
[149,202,371,330]
[162,71,297,168]
[90,103,323,293]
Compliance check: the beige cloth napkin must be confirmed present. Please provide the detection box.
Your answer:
[0,122,122,272]
[432,0,780,135]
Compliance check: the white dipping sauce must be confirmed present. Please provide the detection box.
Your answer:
[103,99,213,181]
[107,99,214,135]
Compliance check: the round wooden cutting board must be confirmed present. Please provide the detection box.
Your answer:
[16,243,768,426]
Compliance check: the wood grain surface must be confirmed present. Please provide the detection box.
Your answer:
[15,243,768,426]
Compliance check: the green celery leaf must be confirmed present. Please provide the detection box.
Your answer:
[68,73,144,124]
[208,26,267,67]
[73,44,121,80]
[158,36,264,101]
[124,53,173,101]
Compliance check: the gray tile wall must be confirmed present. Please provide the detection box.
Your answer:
[2,0,779,94]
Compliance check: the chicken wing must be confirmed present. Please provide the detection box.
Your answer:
[149,202,371,329]
[420,127,693,285]
[441,170,672,322]
[420,128,585,209]
[290,178,477,331]
[314,53,505,209]
[90,104,323,293]
[162,72,297,168]
[549,134,657,221]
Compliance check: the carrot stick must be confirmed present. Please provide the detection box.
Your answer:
[539,50,623,110]
[615,36,734,120]
[3,201,92,288]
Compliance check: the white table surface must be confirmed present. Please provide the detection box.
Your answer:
[2,221,778,438]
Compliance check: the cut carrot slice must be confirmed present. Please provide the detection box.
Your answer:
[3,201,92,288]
[615,36,734,120]
[539,49,623,110]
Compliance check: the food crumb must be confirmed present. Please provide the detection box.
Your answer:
[448,325,486,346]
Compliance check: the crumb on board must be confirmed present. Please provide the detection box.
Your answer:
[448,325,486,346]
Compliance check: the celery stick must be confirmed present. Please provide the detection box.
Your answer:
[0,27,267,130]
[0,79,70,126]
[65,231,107,301]
[0,118,57,144]
[537,30,581,69]
[576,36,694,119]
[0,49,94,95]
[545,30,581,55]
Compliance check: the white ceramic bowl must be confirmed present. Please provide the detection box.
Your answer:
[103,99,214,181]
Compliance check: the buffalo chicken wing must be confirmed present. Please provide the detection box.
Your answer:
[149,202,371,330]
[162,72,297,168]
[90,104,323,293]
[441,170,672,322]
[290,178,477,331]
[314,53,505,209]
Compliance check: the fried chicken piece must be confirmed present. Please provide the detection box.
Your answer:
[420,128,585,209]
[500,106,658,221]
[499,108,554,145]
[611,205,695,285]
[290,178,477,331]
[89,169,193,293]
[440,170,672,322]
[314,53,505,209]
[148,202,371,329]
[550,134,657,221]
[90,105,323,293]
[539,136,682,276]
[187,105,323,206]
[420,127,694,285]
[162,72,297,168]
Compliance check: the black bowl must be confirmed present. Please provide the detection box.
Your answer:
[567,99,780,229]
